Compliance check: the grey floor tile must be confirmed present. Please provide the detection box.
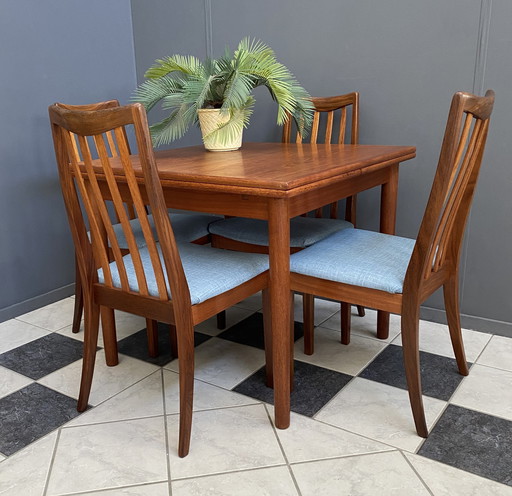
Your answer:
[0,383,80,456]
[0,333,85,380]
[418,404,512,487]
[117,322,211,366]
[234,360,352,417]
[359,343,469,401]
[217,312,303,350]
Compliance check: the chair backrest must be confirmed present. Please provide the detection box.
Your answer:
[282,92,359,145]
[404,90,495,296]
[49,102,191,310]
[56,100,138,221]
[282,92,359,219]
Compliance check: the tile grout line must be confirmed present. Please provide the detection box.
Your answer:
[160,368,173,494]
[399,450,436,496]
[262,403,304,496]
[42,426,62,496]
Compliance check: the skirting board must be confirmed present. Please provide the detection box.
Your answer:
[420,305,512,338]
[0,284,75,324]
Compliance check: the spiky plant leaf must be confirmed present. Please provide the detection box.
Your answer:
[132,38,314,146]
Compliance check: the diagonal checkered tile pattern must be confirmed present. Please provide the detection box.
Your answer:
[0,294,511,495]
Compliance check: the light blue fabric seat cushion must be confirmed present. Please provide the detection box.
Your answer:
[290,228,416,294]
[98,242,269,305]
[112,212,223,249]
[208,216,354,248]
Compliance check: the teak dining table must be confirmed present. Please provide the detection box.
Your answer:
[114,142,416,429]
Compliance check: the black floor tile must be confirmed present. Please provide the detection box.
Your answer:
[217,313,304,350]
[0,383,80,456]
[0,333,85,380]
[117,322,211,366]
[359,344,469,401]
[233,359,352,417]
[419,404,512,486]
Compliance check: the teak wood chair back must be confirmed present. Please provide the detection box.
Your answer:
[282,92,359,221]
[49,102,269,456]
[291,90,495,438]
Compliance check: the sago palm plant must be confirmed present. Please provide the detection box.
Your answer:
[133,38,314,147]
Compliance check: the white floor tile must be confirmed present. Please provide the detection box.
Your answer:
[268,407,393,463]
[164,337,265,390]
[477,335,512,372]
[294,327,387,375]
[172,466,299,495]
[0,431,57,496]
[167,404,285,478]
[47,417,168,495]
[16,297,76,332]
[291,451,430,495]
[163,369,259,414]
[393,320,492,362]
[68,370,164,426]
[0,366,33,399]
[451,364,512,421]
[321,308,402,343]
[315,378,446,452]
[403,453,512,495]
[0,318,50,354]
[38,350,159,406]
[293,295,341,325]
[58,309,148,345]
[194,306,255,336]
[76,483,170,495]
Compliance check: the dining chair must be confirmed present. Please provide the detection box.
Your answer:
[209,93,363,353]
[49,102,270,457]
[62,101,224,358]
[290,90,495,438]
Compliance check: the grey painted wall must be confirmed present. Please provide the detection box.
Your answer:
[131,0,511,336]
[0,1,137,321]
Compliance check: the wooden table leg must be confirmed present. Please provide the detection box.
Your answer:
[268,198,291,429]
[378,163,399,340]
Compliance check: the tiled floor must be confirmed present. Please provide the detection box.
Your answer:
[1,294,511,495]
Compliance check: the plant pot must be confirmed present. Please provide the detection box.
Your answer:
[197,108,243,152]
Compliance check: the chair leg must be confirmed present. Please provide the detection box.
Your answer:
[177,320,195,458]
[77,299,100,412]
[72,258,83,334]
[100,307,118,366]
[443,275,469,376]
[303,293,315,355]
[400,307,428,438]
[146,319,159,358]
[340,302,351,345]
[356,305,365,317]
[169,324,178,359]
[216,310,227,330]
[262,288,273,388]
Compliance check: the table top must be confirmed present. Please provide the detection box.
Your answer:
[150,143,416,194]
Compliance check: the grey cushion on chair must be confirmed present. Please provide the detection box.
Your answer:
[98,243,269,305]
[112,213,223,249]
[208,216,354,248]
[290,228,416,294]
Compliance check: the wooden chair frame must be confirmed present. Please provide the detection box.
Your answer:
[49,102,269,457]
[294,90,495,437]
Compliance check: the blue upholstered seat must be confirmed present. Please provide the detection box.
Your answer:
[98,243,269,305]
[111,213,222,249]
[208,216,353,248]
[290,228,416,293]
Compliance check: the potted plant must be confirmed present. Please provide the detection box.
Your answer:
[133,38,314,151]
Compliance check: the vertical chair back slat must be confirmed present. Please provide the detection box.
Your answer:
[404,90,494,290]
[49,103,181,304]
[283,92,359,220]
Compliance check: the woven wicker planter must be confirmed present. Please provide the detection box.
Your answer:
[197,108,243,151]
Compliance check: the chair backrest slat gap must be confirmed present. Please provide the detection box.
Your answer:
[338,107,347,144]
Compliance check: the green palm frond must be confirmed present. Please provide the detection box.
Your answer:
[132,38,314,146]
[145,55,202,79]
